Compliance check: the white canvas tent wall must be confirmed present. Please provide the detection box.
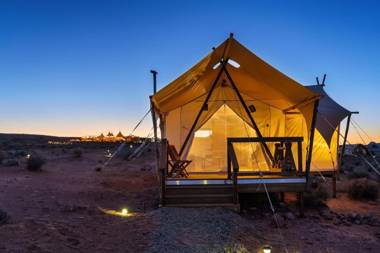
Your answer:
[306,85,351,171]
[151,36,321,173]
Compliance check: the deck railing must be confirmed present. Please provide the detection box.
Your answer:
[227,136,304,176]
[227,136,305,203]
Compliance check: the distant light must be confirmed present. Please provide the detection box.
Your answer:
[203,180,208,185]
[130,144,133,148]
[176,180,180,185]
[26,154,31,159]
[121,208,128,216]
[263,245,272,253]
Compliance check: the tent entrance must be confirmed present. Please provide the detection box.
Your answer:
[186,104,270,173]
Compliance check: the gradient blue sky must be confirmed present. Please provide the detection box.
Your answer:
[0,0,379,142]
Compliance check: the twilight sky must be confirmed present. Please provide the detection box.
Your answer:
[0,0,379,143]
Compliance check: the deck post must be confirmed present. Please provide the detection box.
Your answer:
[223,66,274,165]
[298,192,304,217]
[178,65,225,157]
[159,139,168,206]
[305,99,319,182]
[297,140,303,174]
[332,171,337,198]
[233,167,238,205]
[227,139,232,179]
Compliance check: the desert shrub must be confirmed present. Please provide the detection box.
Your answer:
[0,150,6,163]
[348,178,378,201]
[26,154,45,171]
[304,176,329,206]
[347,167,369,179]
[72,148,83,158]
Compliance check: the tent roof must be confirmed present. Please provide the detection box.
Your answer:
[152,37,319,114]
[306,85,351,146]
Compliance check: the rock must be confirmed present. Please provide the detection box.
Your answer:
[284,211,296,220]
[320,209,334,220]
[0,209,9,225]
[2,159,19,167]
[272,213,286,228]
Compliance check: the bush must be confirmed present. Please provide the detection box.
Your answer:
[348,178,378,201]
[73,148,83,158]
[26,154,45,171]
[304,176,329,206]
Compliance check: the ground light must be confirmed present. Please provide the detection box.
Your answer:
[97,206,134,217]
[262,245,272,253]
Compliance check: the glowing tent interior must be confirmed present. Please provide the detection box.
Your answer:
[152,35,320,175]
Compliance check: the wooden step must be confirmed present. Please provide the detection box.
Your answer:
[164,203,237,208]
[166,185,232,195]
[165,191,233,205]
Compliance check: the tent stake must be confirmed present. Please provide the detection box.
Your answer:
[222,65,275,164]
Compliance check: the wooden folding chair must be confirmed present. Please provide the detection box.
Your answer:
[167,145,191,178]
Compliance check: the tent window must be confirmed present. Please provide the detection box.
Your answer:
[212,62,221,70]
[227,59,240,68]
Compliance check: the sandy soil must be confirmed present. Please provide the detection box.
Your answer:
[0,145,379,253]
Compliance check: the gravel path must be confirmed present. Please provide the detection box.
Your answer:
[146,207,258,253]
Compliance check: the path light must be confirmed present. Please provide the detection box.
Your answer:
[97,206,134,217]
[262,245,272,253]
[121,208,128,216]
[26,154,31,159]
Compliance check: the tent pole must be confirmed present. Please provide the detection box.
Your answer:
[178,64,225,157]
[222,65,275,164]
[305,99,319,182]
[150,70,160,172]
[339,113,352,170]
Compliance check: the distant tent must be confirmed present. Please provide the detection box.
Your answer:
[116,131,125,138]
[306,85,351,171]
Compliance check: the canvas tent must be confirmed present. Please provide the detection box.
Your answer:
[151,35,321,174]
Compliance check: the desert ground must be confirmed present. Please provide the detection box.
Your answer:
[0,135,379,253]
